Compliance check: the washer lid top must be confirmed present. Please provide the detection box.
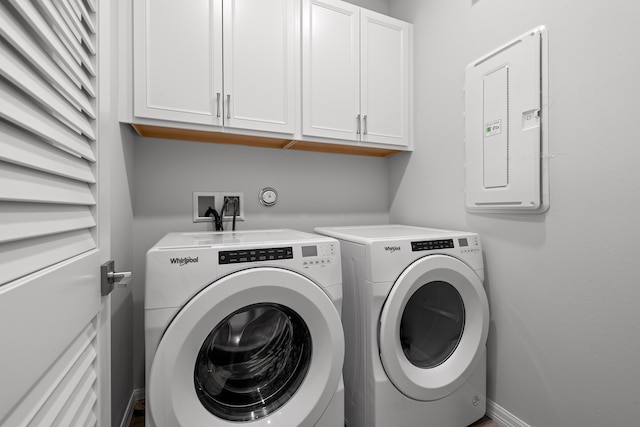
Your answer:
[315,225,483,283]
[154,229,333,249]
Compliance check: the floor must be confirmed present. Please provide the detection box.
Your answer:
[129,400,501,427]
[469,416,501,427]
[129,400,144,427]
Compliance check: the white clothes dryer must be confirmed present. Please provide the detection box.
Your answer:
[145,230,344,427]
[314,225,489,427]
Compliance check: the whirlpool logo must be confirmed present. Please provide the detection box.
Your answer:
[169,256,199,266]
[384,246,401,253]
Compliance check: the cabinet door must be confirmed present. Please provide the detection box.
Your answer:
[134,0,223,125]
[302,0,360,141]
[223,0,296,133]
[361,10,411,147]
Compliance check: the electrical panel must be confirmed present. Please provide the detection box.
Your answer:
[464,26,549,214]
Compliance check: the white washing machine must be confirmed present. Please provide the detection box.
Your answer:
[145,230,345,427]
[314,225,489,427]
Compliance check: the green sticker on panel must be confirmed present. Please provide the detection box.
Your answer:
[484,120,502,137]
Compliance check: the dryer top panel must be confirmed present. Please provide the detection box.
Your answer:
[314,225,461,244]
[152,229,334,249]
[315,225,484,283]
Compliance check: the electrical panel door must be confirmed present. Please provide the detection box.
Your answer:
[464,26,549,213]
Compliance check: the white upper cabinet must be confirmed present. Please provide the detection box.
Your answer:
[302,0,412,148]
[130,0,412,155]
[134,0,223,125]
[223,0,296,133]
[134,0,295,133]
[360,10,411,146]
[302,0,360,141]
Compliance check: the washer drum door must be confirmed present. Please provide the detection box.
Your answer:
[148,267,344,427]
[379,255,489,401]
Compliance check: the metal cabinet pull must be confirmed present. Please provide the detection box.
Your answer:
[363,115,368,135]
[216,93,221,118]
[356,114,361,135]
[226,94,231,120]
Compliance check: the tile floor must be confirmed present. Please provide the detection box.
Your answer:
[128,400,501,427]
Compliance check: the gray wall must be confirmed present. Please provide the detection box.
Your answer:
[388,1,640,426]
[131,138,390,388]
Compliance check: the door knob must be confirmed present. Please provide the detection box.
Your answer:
[101,260,132,296]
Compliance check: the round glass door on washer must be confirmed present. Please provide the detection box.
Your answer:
[145,230,345,427]
[194,303,313,421]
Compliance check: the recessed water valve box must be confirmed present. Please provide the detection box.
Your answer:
[464,26,549,214]
[193,192,216,223]
[193,192,245,223]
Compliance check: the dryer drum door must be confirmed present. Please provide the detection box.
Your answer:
[148,267,344,427]
[378,255,489,401]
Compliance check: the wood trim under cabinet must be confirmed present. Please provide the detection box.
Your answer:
[131,124,291,149]
[131,124,404,157]
[287,140,403,157]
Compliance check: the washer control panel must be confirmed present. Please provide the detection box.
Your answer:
[218,243,338,267]
[219,247,293,264]
[458,235,482,254]
[301,243,337,268]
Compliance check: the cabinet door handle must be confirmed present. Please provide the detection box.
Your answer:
[226,94,231,120]
[356,114,361,135]
[363,115,368,135]
[216,93,221,118]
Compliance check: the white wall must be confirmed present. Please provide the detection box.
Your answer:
[347,0,388,14]
[131,138,390,388]
[109,124,136,423]
[388,1,640,426]
[104,0,135,423]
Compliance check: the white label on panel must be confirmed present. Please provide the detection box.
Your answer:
[485,119,502,137]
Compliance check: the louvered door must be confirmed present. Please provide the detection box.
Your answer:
[0,0,105,426]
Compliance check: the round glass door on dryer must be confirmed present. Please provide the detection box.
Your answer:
[378,254,489,401]
[148,267,344,426]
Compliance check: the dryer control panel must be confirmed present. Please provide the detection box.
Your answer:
[412,239,455,251]
[411,236,481,255]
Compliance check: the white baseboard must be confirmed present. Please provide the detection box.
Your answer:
[120,388,145,427]
[487,399,531,427]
